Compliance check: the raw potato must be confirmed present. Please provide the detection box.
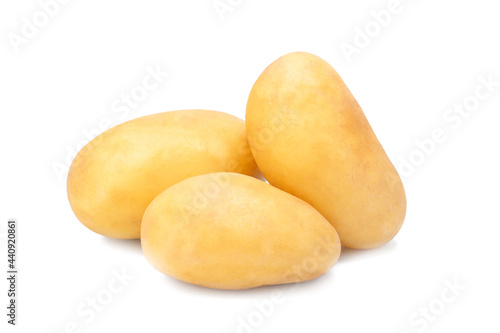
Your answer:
[67,110,259,239]
[246,52,406,249]
[141,172,341,290]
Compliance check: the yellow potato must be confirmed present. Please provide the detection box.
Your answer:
[141,172,341,290]
[67,110,259,239]
[246,52,406,249]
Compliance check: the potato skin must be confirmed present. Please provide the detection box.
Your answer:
[141,172,340,290]
[67,110,259,239]
[246,52,406,249]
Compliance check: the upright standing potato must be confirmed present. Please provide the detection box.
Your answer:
[141,172,341,290]
[67,110,259,239]
[246,52,406,249]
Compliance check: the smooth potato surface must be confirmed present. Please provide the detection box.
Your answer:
[67,110,259,239]
[141,173,341,290]
[246,52,406,249]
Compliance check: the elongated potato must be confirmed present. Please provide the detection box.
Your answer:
[246,52,406,249]
[141,172,341,290]
[67,110,259,239]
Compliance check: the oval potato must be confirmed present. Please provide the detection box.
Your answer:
[246,52,406,249]
[67,110,259,239]
[141,172,341,290]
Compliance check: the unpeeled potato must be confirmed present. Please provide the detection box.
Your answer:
[141,172,341,290]
[246,52,406,249]
[67,110,259,239]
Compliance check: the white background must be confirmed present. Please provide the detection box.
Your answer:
[1,0,500,332]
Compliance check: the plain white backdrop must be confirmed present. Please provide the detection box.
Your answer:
[1,0,499,332]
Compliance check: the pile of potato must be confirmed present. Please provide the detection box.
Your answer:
[67,52,406,290]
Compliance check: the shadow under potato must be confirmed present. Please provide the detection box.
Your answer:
[339,241,399,263]
[102,237,142,254]
[163,264,338,295]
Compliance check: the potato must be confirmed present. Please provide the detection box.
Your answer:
[246,52,406,249]
[141,172,341,290]
[67,110,259,239]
